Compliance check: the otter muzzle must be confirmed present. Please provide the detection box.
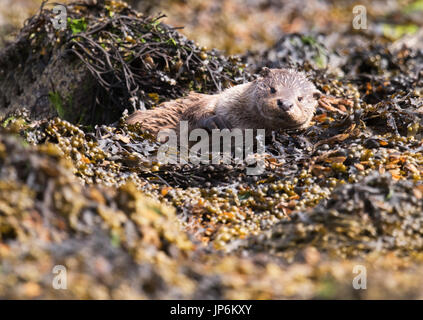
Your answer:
[277,99,293,111]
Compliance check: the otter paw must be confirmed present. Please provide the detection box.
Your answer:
[198,115,233,132]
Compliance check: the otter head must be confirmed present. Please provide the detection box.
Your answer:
[253,67,320,130]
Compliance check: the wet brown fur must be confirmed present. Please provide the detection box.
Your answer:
[126,68,320,136]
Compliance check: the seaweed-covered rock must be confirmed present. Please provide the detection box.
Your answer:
[245,33,332,71]
[0,1,252,125]
[0,130,193,258]
[245,173,423,258]
[2,0,423,300]
[0,5,95,123]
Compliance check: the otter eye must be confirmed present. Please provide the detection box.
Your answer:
[270,87,276,94]
[297,96,303,102]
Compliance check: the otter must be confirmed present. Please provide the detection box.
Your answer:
[126,68,321,136]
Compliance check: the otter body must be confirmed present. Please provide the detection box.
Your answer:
[126,68,320,136]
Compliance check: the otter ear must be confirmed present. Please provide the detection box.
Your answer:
[313,90,322,100]
[260,67,272,77]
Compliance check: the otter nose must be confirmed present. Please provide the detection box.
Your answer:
[277,99,293,111]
